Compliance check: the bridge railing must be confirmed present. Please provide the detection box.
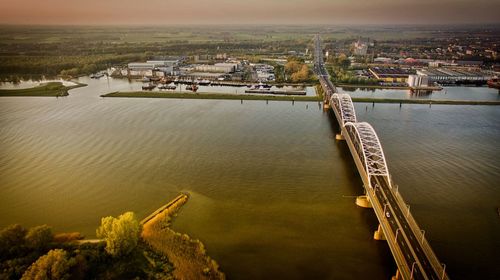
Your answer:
[343,128,413,279]
[388,178,449,280]
[366,185,414,279]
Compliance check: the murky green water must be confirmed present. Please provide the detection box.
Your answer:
[1,77,499,279]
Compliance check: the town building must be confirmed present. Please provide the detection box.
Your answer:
[353,39,368,56]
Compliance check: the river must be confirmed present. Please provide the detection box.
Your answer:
[0,77,499,279]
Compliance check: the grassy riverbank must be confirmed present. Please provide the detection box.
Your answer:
[141,193,225,280]
[0,82,86,97]
[102,91,321,102]
[351,97,500,105]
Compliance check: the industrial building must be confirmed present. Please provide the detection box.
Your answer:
[127,58,182,77]
[194,63,239,73]
[416,68,493,84]
[407,74,429,87]
[127,62,171,77]
[369,67,413,83]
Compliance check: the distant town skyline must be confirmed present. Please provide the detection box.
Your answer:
[1,0,499,25]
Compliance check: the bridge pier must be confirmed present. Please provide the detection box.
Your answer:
[355,195,372,208]
[373,224,386,241]
[335,132,345,141]
[391,269,402,280]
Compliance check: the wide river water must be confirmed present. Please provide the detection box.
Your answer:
[1,77,499,279]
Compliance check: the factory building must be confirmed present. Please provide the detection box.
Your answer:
[416,68,493,84]
[407,75,429,87]
[194,63,239,73]
[127,62,173,77]
[369,67,413,83]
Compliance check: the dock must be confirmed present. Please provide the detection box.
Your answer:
[140,193,189,225]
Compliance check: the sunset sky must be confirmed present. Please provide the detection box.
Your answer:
[1,0,499,25]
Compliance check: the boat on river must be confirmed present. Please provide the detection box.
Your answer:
[186,84,198,92]
[142,83,156,90]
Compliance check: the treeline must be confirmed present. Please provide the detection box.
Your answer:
[327,54,379,85]
[0,212,172,280]
[0,27,310,79]
[0,54,146,77]
[283,57,316,83]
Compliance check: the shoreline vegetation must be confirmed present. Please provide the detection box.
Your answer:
[101,91,500,105]
[142,193,225,280]
[0,193,224,279]
[0,81,86,97]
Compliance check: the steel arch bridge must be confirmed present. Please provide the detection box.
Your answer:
[344,122,390,180]
[315,34,448,280]
[330,93,357,125]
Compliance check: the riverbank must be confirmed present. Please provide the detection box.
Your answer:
[141,193,225,280]
[102,91,321,102]
[100,91,500,105]
[351,97,500,105]
[0,81,86,97]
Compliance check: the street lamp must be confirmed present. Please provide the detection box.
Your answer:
[441,263,446,280]
[410,262,417,280]
[394,228,401,243]
[420,230,426,245]
[406,204,411,218]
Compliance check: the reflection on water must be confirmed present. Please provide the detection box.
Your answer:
[0,76,317,96]
[0,78,499,279]
[0,79,78,89]
[338,86,500,101]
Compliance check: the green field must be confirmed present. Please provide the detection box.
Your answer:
[0,82,86,97]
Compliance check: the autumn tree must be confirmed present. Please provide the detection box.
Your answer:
[25,225,53,251]
[0,224,27,259]
[285,60,302,74]
[96,212,140,257]
[21,249,74,280]
[291,64,310,82]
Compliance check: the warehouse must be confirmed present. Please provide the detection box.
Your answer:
[368,67,413,83]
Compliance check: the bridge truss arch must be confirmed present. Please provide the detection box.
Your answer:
[331,93,357,125]
[344,122,389,180]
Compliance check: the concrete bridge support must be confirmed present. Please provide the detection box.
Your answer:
[373,224,386,241]
[391,269,402,280]
[335,132,345,140]
[355,195,372,208]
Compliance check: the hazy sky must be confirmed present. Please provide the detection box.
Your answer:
[1,0,499,25]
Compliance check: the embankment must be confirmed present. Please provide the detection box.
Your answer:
[0,82,86,97]
[101,91,320,102]
[141,193,225,280]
